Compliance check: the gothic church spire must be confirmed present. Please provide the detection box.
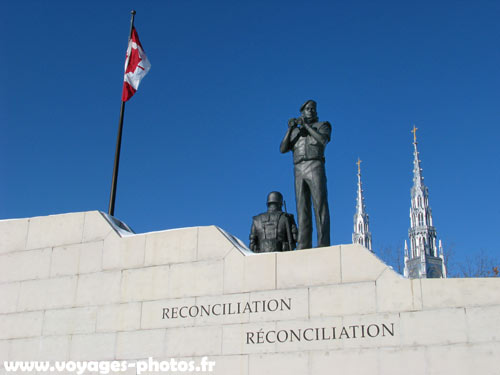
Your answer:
[352,158,372,251]
[404,126,446,278]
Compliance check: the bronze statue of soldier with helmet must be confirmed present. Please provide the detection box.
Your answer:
[249,191,298,253]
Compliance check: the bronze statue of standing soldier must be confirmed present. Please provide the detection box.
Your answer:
[249,192,297,253]
[280,100,331,249]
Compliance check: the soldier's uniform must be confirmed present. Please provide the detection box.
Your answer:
[281,100,331,249]
[290,121,331,249]
[249,192,298,253]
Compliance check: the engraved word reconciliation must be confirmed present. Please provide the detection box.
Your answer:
[246,323,395,344]
[162,298,292,319]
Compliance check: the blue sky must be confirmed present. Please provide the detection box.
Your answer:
[2,1,499,272]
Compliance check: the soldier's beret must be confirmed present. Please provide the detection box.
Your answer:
[300,100,317,112]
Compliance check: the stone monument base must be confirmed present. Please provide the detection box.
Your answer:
[0,211,499,374]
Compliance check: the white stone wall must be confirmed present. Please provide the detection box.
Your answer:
[0,211,499,374]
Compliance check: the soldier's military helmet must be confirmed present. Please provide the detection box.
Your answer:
[267,191,283,206]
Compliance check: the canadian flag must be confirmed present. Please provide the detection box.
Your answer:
[122,27,151,102]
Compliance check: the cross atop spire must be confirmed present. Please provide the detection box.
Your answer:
[356,157,362,174]
[412,125,418,143]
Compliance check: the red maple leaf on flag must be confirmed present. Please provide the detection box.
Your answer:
[122,27,151,102]
[125,46,144,74]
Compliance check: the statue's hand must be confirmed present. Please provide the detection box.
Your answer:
[288,118,298,128]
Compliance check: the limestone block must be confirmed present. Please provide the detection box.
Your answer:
[425,344,467,374]
[223,250,276,294]
[411,278,423,309]
[165,325,222,357]
[169,260,223,298]
[0,218,29,254]
[10,337,40,360]
[96,303,141,332]
[309,282,377,317]
[0,248,51,283]
[10,336,70,361]
[341,244,387,283]
[400,307,467,346]
[420,278,465,309]
[248,288,308,322]
[249,352,308,375]
[273,316,344,353]
[17,276,77,311]
[0,340,10,361]
[466,305,500,342]
[79,241,103,274]
[310,348,379,375]
[0,311,43,339]
[141,297,197,329]
[115,330,165,359]
[222,322,276,355]
[195,293,250,326]
[43,307,97,335]
[421,278,500,309]
[0,282,20,314]
[83,211,113,243]
[457,342,500,374]
[424,343,500,375]
[26,212,85,250]
[376,268,422,313]
[276,246,341,289]
[103,233,146,270]
[70,333,116,361]
[197,226,235,261]
[50,244,80,277]
[144,227,197,266]
[378,346,427,375]
[76,271,121,306]
[121,265,169,302]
